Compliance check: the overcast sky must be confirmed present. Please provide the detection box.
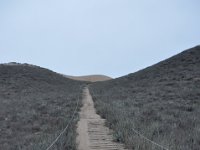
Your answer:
[0,0,200,78]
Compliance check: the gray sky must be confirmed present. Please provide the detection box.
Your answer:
[0,0,200,78]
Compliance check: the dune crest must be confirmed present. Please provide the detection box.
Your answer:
[64,75,112,82]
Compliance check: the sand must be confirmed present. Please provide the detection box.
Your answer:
[64,75,112,82]
[76,87,127,150]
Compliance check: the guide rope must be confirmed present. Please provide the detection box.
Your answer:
[45,95,80,150]
[130,128,169,150]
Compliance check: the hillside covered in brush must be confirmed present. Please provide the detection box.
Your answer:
[0,63,84,150]
[90,46,200,150]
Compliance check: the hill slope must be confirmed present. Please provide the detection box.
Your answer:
[64,75,112,82]
[90,46,200,150]
[0,63,84,150]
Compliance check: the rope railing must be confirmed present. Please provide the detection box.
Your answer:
[45,94,80,150]
[130,128,169,150]
[45,86,169,150]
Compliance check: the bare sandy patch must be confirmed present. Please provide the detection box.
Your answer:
[64,75,112,82]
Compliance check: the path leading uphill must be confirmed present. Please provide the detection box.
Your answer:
[76,87,127,150]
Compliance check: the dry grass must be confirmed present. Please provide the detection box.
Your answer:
[90,46,200,150]
[0,64,85,150]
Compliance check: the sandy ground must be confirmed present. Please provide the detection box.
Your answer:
[64,75,112,82]
[76,87,127,150]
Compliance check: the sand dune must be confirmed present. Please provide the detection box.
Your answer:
[64,75,112,82]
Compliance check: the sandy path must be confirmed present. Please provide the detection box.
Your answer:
[76,87,127,150]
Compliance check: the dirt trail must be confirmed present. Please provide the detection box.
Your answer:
[76,87,127,150]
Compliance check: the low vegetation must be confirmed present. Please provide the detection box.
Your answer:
[0,64,85,150]
[90,46,200,150]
